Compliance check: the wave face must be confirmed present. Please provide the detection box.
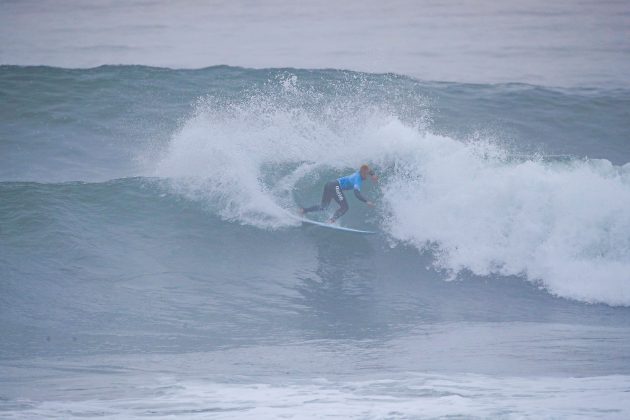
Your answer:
[146,69,630,306]
[1,65,630,310]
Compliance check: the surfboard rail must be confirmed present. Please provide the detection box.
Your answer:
[287,212,376,234]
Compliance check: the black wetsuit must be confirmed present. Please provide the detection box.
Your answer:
[303,180,368,221]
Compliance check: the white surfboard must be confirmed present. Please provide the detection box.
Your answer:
[287,213,376,234]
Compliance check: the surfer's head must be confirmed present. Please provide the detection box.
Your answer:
[360,164,377,182]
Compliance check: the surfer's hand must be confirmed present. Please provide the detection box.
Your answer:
[367,201,375,208]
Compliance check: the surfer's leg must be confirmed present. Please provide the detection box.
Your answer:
[330,185,349,221]
[303,181,336,213]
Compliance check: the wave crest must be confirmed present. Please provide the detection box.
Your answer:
[152,73,630,305]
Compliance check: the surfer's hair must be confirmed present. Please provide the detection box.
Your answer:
[360,164,374,176]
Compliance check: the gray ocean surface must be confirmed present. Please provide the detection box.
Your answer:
[1,65,630,419]
[2,0,630,88]
[1,1,630,418]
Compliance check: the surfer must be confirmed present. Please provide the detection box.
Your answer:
[300,164,378,223]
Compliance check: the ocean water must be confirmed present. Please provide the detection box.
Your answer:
[2,2,630,419]
[2,0,630,87]
[2,65,630,418]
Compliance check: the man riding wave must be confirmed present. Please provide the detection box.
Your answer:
[300,164,378,223]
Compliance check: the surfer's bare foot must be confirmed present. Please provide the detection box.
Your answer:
[298,207,305,216]
[327,218,336,224]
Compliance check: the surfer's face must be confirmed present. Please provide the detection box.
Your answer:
[360,167,375,180]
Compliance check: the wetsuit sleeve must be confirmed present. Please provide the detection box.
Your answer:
[353,189,368,203]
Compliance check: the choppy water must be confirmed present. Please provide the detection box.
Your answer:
[1,64,630,418]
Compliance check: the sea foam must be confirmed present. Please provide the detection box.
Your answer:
[154,75,630,306]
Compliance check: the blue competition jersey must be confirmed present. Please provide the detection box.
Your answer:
[337,171,363,191]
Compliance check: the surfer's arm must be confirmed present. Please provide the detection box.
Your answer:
[354,189,375,207]
[353,188,368,203]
